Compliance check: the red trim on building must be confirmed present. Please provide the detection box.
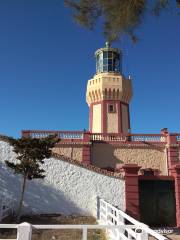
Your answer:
[82,132,91,164]
[88,99,131,134]
[82,145,91,164]
[121,164,141,220]
[167,134,179,175]
[22,131,31,138]
[101,101,107,133]
[171,165,180,227]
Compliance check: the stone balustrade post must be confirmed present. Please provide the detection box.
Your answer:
[21,131,30,138]
[17,222,32,240]
[121,164,141,220]
[82,131,91,164]
[171,165,180,227]
[166,133,179,175]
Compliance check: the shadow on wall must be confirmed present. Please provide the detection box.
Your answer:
[0,162,82,216]
[92,143,121,169]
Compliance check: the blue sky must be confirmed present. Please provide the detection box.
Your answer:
[0,1,179,137]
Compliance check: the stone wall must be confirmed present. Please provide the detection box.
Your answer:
[0,140,125,216]
[52,145,83,162]
[92,143,167,175]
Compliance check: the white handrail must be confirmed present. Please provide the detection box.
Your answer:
[99,198,168,240]
[0,223,143,240]
[0,198,170,240]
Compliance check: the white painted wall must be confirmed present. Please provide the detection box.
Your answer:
[0,140,125,216]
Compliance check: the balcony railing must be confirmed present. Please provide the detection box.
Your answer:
[22,130,84,140]
[21,130,180,143]
[90,133,165,142]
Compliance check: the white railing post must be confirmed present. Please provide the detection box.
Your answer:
[82,226,87,240]
[139,223,149,240]
[17,222,32,240]
[105,202,108,223]
[135,228,148,240]
[118,212,124,239]
[0,199,3,221]
[105,201,108,235]
[141,229,148,240]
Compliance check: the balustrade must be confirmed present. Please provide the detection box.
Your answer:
[22,130,84,140]
[22,130,168,143]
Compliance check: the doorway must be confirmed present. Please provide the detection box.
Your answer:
[139,180,176,227]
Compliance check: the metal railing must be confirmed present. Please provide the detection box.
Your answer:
[99,198,168,240]
[0,195,14,222]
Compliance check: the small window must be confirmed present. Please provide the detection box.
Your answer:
[103,51,108,58]
[103,65,108,71]
[109,104,116,113]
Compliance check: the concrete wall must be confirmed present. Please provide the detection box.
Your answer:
[0,140,125,216]
[52,146,82,162]
[92,143,167,175]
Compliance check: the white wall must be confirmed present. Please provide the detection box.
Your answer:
[0,140,125,216]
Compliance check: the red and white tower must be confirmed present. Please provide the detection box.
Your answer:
[86,43,133,134]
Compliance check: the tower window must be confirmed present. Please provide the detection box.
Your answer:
[108,104,116,113]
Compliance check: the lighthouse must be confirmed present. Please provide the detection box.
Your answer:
[86,42,133,134]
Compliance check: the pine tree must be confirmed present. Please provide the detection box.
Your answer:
[65,0,179,43]
[5,135,58,222]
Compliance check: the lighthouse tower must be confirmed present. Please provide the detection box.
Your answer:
[86,43,133,134]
